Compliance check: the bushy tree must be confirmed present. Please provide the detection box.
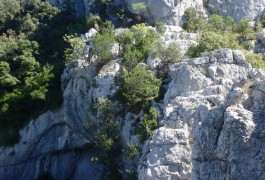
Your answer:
[92,21,115,65]
[0,0,20,31]
[186,31,240,57]
[0,0,88,145]
[85,98,120,163]
[0,32,54,144]
[154,42,181,78]
[64,34,86,64]
[116,23,161,69]
[233,19,256,49]
[183,7,206,32]
[120,67,162,108]
[135,107,159,142]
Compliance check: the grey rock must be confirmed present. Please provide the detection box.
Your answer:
[138,49,265,179]
[208,0,265,22]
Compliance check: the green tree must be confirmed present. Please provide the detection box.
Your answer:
[155,42,181,78]
[233,19,256,49]
[135,107,159,142]
[186,31,240,57]
[85,98,120,164]
[207,14,226,32]
[120,67,162,108]
[64,34,86,64]
[92,21,115,65]
[116,23,161,69]
[183,7,206,32]
[0,0,20,31]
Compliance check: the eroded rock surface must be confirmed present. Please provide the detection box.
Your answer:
[138,49,265,179]
[46,0,265,25]
[208,0,265,22]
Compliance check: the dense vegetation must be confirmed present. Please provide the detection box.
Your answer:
[184,8,257,57]
[183,7,265,70]
[0,0,87,145]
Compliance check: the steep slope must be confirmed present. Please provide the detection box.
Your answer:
[0,58,121,179]
[138,49,265,179]
[1,47,265,179]
[208,0,265,22]
[46,0,265,25]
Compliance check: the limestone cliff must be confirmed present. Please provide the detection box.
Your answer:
[2,1,265,179]
[49,0,265,25]
[138,49,265,179]
[1,39,265,179]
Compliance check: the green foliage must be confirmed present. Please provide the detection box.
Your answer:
[132,2,147,12]
[135,107,159,142]
[0,0,20,31]
[0,0,87,145]
[0,32,54,135]
[207,14,227,32]
[85,98,120,163]
[155,21,166,34]
[64,34,86,64]
[157,43,181,65]
[116,23,161,69]
[183,7,206,32]
[245,53,265,70]
[92,21,115,65]
[154,42,181,78]
[86,13,101,30]
[120,67,162,108]
[184,10,257,56]
[254,21,263,32]
[186,31,240,57]
[123,143,140,160]
[233,19,256,50]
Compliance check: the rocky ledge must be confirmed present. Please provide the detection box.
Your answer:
[139,49,265,179]
[1,49,265,179]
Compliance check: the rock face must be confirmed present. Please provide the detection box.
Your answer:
[123,0,206,25]
[0,59,121,179]
[1,45,265,179]
[138,49,265,179]
[47,0,89,18]
[208,0,265,22]
[46,0,265,24]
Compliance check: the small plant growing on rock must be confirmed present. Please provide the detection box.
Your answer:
[245,53,265,70]
[155,21,166,34]
[135,107,160,143]
[123,143,140,160]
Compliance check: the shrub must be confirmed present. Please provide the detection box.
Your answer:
[157,43,181,65]
[132,2,147,12]
[92,21,115,65]
[85,98,120,162]
[116,23,161,69]
[120,67,162,108]
[123,143,140,160]
[245,53,265,70]
[155,21,166,33]
[135,107,159,143]
[183,7,206,32]
[186,31,240,57]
